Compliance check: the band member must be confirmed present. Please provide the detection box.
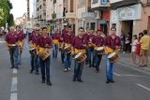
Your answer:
[104,27,121,83]
[87,29,95,67]
[92,30,105,73]
[28,27,41,74]
[16,25,24,65]
[62,26,74,72]
[83,27,90,64]
[59,26,69,64]
[5,26,19,69]
[52,29,60,58]
[38,27,52,86]
[72,27,87,82]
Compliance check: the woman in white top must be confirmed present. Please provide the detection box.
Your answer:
[131,35,139,64]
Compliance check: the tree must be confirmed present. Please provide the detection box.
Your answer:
[0,0,14,26]
[8,13,14,26]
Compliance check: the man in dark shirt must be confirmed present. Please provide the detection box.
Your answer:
[72,27,87,82]
[92,30,105,73]
[5,26,19,69]
[104,27,121,83]
[38,27,52,86]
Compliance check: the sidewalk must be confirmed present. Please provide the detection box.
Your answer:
[118,52,150,74]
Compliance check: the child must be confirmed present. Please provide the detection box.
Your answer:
[131,35,138,64]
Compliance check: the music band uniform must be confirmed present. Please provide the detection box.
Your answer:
[38,27,52,86]
[92,33,105,72]
[5,27,19,69]
[104,34,121,83]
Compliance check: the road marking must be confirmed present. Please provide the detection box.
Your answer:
[13,69,18,74]
[114,72,121,76]
[10,69,18,100]
[10,93,17,100]
[121,75,143,77]
[11,77,17,92]
[137,84,150,92]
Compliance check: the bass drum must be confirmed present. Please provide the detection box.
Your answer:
[108,52,119,63]
[74,52,87,63]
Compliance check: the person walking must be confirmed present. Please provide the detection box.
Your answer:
[5,26,19,69]
[38,27,52,86]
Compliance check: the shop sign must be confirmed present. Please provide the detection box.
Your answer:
[117,4,142,21]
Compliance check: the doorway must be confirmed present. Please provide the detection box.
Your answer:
[121,20,133,37]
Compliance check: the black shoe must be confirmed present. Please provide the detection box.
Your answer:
[15,67,19,69]
[47,81,52,86]
[110,80,115,83]
[77,79,83,82]
[106,80,110,84]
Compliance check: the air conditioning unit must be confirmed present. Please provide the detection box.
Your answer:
[94,10,100,19]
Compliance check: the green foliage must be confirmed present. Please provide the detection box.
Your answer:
[0,0,14,26]
[8,13,14,26]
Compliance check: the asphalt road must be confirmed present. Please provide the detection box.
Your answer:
[0,38,150,100]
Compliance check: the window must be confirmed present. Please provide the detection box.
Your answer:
[70,0,74,12]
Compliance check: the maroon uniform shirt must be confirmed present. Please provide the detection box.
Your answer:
[62,33,74,44]
[104,35,121,50]
[72,36,87,49]
[17,30,24,41]
[92,35,105,47]
[5,32,18,44]
[29,33,41,45]
[38,36,52,48]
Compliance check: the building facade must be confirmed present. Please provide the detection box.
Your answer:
[110,0,150,36]
[91,0,110,35]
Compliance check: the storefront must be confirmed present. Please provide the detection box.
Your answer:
[116,4,142,36]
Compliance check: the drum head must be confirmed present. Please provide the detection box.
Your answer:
[64,45,70,49]
[75,52,82,59]
[97,47,104,51]
[108,52,116,58]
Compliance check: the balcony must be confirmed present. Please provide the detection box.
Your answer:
[91,0,110,9]
[110,0,141,9]
[81,12,95,19]
[65,13,76,18]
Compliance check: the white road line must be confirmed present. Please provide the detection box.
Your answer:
[10,93,18,100]
[121,75,143,77]
[13,69,18,74]
[10,77,18,92]
[10,69,18,100]
[137,84,150,92]
[114,72,121,77]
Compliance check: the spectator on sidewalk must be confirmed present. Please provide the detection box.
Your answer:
[140,30,150,67]
[124,33,131,53]
[131,35,138,64]
[136,32,143,65]
[120,32,125,52]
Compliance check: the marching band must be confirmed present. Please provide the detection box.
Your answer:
[5,25,121,86]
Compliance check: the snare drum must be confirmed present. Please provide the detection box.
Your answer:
[74,52,87,63]
[108,52,119,63]
[64,45,72,53]
[96,47,105,55]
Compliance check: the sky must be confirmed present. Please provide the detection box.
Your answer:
[10,0,33,19]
